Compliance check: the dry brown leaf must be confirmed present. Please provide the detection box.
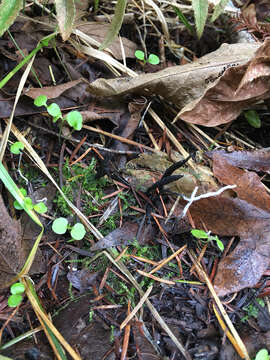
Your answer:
[180,38,270,126]
[76,22,137,60]
[25,79,83,100]
[87,42,259,119]
[207,148,270,174]
[90,222,139,251]
[190,152,270,296]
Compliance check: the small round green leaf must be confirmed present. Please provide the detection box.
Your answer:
[135,50,145,61]
[13,200,23,210]
[47,103,61,118]
[191,229,208,239]
[255,349,269,360]
[34,95,48,107]
[34,202,48,214]
[10,282,25,295]
[70,223,86,240]
[8,294,23,307]
[244,110,261,128]
[52,217,68,234]
[24,197,34,210]
[19,188,27,197]
[66,111,83,131]
[10,141,24,155]
[148,54,160,65]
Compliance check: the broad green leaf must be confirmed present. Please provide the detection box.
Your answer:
[34,202,48,214]
[244,110,261,128]
[191,229,209,239]
[55,0,75,41]
[99,0,127,51]
[0,0,24,37]
[65,110,82,130]
[211,0,231,22]
[148,54,160,65]
[70,223,86,240]
[10,141,24,155]
[255,349,269,360]
[10,282,25,295]
[47,103,61,118]
[192,0,208,39]
[13,200,23,210]
[52,217,68,235]
[34,95,47,107]
[8,294,22,307]
[24,197,34,210]
[135,50,145,61]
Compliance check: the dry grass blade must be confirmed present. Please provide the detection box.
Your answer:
[71,32,135,76]
[188,250,250,360]
[55,0,75,41]
[143,0,170,43]
[23,278,81,360]
[83,124,158,152]
[213,304,245,358]
[121,301,131,360]
[120,285,153,330]
[149,244,187,275]
[136,270,175,285]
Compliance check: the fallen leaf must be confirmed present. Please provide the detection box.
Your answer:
[67,269,99,292]
[190,152,270,296]
[207,148,270,175]
[87,42,260,121]
[179,38,270,126]
[90,222,139,251]
[25,79,83,100]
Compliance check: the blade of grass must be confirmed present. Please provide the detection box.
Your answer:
[0,0,24,37]
[99,0,127,51]
[192,0,208,39]
[0,33,56,91]
[0,326,42,350]
[173,6,193,34]
[55,0,75,41]
[211,0,231,22]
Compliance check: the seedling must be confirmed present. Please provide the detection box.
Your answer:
[135,50,160,65]
[8,282,25,307]
[255,349,269,360]
[34,95,83,131]
[10,141,24,155]
[244,110,261,128]
[191,229,224,251]
[52,217,86,240]
[13,187,48,214]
